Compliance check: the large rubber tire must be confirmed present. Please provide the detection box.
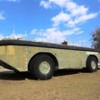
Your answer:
[86,57,98,72]
[29,54,55,80]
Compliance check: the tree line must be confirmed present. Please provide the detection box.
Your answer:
[91,28,100,49]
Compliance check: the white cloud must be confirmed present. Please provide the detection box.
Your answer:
[8,33,27,39]
[51,11,71,26]
[0,12,5,20]
[75,40,91,47]
[31,29,38,35]
[41,0,98,28]
[31,28,63,43]
[31,27,83,43]
[50,0,68,7]
[0,30,27,40]
[30,28,84,48]
[70,5,88,16]
[0,34,5,39]
[65,2,88,16]
[33,28,65,43]
[40,0,51,9]
[74,13,97,25]
[51,11,97,28]
[67,13,98,27]
[43,28,65,42]
[40,0,69,8]
[8,30,27,39]
[39,0,99,46]
[63,27,83,35]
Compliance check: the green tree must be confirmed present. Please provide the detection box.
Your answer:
[92,28,100,49]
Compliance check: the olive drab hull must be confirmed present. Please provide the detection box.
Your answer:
[0,40,100,72]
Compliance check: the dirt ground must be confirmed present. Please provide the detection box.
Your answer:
[0,69,100,100]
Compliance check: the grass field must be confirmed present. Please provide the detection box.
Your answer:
[0,69,100,100]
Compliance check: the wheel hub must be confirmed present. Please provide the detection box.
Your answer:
[91,61,96,70]
[39,61,51,74]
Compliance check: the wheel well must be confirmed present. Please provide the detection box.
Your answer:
[87,55,98,63]
[28,53,59,71]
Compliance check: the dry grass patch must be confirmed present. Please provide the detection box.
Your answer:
[0,69,100,100]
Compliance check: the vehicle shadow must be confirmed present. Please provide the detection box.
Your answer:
[0,71,33,81]
[54,69,86,77]
[0,69,87,81]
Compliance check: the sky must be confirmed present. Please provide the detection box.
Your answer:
[0,0,100,47]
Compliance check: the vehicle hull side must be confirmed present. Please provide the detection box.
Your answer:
[0,45,100,71]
